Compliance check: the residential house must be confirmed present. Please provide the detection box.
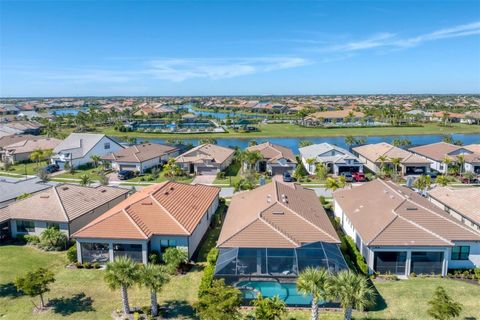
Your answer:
[245,142,297,175]
[73,182,220,264]
[305,108,365,126]
[102,143,179,173]
[0,135,36,150]
[299,143,363,175]
[333,179,480,276]
[0,184,129,241]
[409,142,480,174]
[0,177,53,208]
[215,180,347,283]
[353,142,432,175]
[1,137,61,164]
[428,186,480,232]
[51,133,124,169]
[175,144,235,175]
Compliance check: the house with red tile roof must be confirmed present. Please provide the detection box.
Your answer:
[73,181,220,264]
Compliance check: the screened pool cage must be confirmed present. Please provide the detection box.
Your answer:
[214,242,348,278]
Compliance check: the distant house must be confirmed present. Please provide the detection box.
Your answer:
[102,143,179,173]
[51,133,124,169]
[299,143,363,175]
[0,135,36,150]
[0,177,53,208]
[333,179,480,276]
[409,142,480,174]
[73,182,220,264]
[215,181,347,281]
[0,184,129,241]
[353,142,432,176]
[305,108,365,126]
[245,142,297,175]
[175,144,235,175]
[1,137,61,164]
[428,186,480,232]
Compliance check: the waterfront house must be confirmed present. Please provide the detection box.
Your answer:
[333,179,480,276]
[102,142,179,174]
[428,186,480,232]
[175,144,235,175]
[353,142,431,175]
[1,137,61,164]
[0,184,129,241]
[73,182,220,264]
[215,180,347,281]
[409,142,480,174]
[51,133,124,169]
[245,142,297,175]
[299,143,363,175]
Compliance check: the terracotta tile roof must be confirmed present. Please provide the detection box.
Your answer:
[429,186,480,225]
[175,144,235,164]
[73,182,220,240]
[334,179,480,247]
[4,137,62,154]
[409,142,464,162]
[0,184,129,223]
[0,135,36,148]
[217,181,339,248]
[246,142,297,164]
[353,142,431,165]
[308,108,364,119]
[102,143,178,163]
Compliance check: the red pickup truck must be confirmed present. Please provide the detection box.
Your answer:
[352,172,366,182]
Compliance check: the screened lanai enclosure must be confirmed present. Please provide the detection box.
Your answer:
[215,242,348,278]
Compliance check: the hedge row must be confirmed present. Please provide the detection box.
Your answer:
[344,235,369,275]
[198,247,219,298]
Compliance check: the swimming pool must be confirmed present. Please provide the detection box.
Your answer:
[236,281,319,306]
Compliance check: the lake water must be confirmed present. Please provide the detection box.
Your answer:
[133,133,480,153]
[50,108,87,116]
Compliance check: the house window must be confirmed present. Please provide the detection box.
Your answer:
[46,222,60,230]
[104,142,111,150]
[17,220,35,233]
[160,239,177,252]
[451,246,470,260]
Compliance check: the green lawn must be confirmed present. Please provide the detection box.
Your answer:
[1,161,49,176]
[1,246,480,320]
[93,122,480,139]
[53,167,105,181]
[0,245,201,320]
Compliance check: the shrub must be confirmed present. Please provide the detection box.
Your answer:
[206,248,219,266]
[39,227,68,251]
[75,262,83,269]
[162,247,188,272]
[410,272,417,278]
[83,262,92,269]
[474,268,480,281]
[344,236,368,274]
[93,262,101,269]
[216,172,225,179]
[149,250,161,264]
[66,245,78,263]
[198,247,219,298]
[24,235,40,245]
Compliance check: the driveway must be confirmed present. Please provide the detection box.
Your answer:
[191,174,216,185]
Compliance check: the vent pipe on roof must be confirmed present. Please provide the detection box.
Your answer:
[267,194,272,203]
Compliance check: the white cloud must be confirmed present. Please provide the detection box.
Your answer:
[320,21,480,52]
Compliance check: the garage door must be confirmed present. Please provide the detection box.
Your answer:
[197,166,218,175]
[271,166,291,176]
[120,164,137,171]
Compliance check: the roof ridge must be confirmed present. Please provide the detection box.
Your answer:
[367,214,400,245]
[258,215,299,246]
[149,189,190,235]
[53,185,70,222]
[122,208,149,239]
[216,218,259,247]
[396,214,452,245]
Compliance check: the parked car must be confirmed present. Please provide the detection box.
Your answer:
[118,170,135,180]
[283,171,293,182]
[340,172,354,182]
[352,172,366,182]
[427,171,438,179]
[43,164,60,173]
[461,176,479,184]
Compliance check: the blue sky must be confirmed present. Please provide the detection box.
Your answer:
[1,0,479,97]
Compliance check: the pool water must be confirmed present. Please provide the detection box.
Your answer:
[236,281,319,306]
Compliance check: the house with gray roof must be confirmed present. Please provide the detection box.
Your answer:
[299,143,363,175]
[51,133,124,169]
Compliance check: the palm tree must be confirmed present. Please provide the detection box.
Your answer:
[104,257,140,315]
[376,155,388,173]
[436,175,449,187]
[296,267,331,320]
[42,149,53,163]
[390,157,402,181]
[30,149,44,168]
[139,264,169,317]
[329,270,376,320]
[442,157,452,176]
[79,174,92,186]
[344,136,356,151]
[455,155,466,174]
[306,158,316,174]
[90,155,101,168]
[316,163,328,181]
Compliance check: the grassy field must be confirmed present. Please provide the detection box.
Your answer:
[1,161,49,176]
[1,245,479,320]
[96,123,480,140]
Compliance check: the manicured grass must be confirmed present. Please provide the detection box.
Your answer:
[0,245,201,320]
[1,161,49,176]
[93,123,480,139]
[53,167,105,180]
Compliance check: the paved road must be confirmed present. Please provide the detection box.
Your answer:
[191,175,216,185]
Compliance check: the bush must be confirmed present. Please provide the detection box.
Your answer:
[83,262,92,269]
[75,262,83,269]
[24,234,40,245]
[66,245,78,263]
[162,247,188,272]
[149,250,161,264]
[206,248,219,265]
[93,262,101,269]
[216,172,225,179]
[198,247,219,298]
[344,236,368,274]
[474,268,480,281]
[410,272,417,278]
[39,227,68,251]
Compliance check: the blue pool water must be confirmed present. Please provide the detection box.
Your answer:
[236,281,318,306]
